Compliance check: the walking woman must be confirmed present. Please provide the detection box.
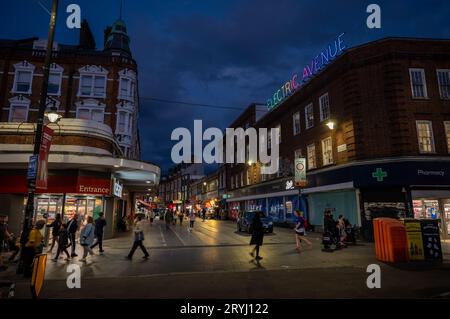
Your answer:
[47,213,62,253]
[79,216,95,262]
[52,223,70,262]
[126,215,149,260]
[294,210,313,253]
[249,212,264,260]
[188,209,196,231]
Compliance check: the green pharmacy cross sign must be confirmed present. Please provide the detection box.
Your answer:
[372,168,387,182]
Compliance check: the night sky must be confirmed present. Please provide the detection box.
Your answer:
[1,0,450,174]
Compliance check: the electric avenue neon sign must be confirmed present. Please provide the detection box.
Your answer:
[267,33,346,111]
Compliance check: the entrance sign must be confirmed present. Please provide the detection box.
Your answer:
[267,33,346,111]
[295,158,307,187]
[36,126,54,189]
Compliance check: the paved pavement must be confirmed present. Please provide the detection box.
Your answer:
[1,218,450,298]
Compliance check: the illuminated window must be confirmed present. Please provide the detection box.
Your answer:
[416,120,435,153]
[319,93,330,122]
[409,68,428,98]
[445,122,450,153]
[437,69,450,99]
[305,103,314,129]
[307,144,316,170]
[321,137,333,166]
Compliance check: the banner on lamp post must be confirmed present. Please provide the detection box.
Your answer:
[295,157,306,187]
[36,126,54,190]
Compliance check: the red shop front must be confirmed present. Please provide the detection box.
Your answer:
[0,170,112,224]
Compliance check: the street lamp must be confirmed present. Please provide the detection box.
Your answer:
[18,0,59,275]
[45,105,61,123]
[326,120,336,130]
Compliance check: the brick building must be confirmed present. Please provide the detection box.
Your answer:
[224,37,450,239]
[0,19,160,238]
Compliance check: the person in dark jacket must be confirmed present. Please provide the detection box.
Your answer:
[53,224,70,262]
[66,214,79,257]
[47,213,62,253]
[249,212,264,260]
[90,212,107,253]
[323,210,336,250]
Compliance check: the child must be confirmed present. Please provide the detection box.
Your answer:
[53,224,70,262]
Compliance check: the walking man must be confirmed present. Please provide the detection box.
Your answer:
[90,212,106,254]
[126,215,149,260]
[66,213,78,257]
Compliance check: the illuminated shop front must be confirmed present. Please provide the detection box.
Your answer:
[226,177,306,224]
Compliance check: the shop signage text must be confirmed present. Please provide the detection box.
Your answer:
[267,33,346,111]
[417,170,444,177]
[78,185,110,195]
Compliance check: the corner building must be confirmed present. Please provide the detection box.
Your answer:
[226,37,450,240]
[0,19,160,238]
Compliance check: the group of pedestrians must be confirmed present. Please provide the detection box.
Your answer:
[322,210,355,250]
[47,212,107,263]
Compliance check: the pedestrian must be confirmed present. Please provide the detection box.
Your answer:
[23,219,46,277]
[66,213,79,257]
[178,210,184,226]
[337,214,347,248]
[249,211,264,261]
[149,209,154,225]
[90,212,106,254]
[173,210,177,225]
[47,213,62,253]
[52,223,70,262]
[188,209,196,231]
[202,207,206,222]
[164,209,172,230]
[0,215,11,271]
[79,216,95,262]
[294,210,313,253]
[126,215,149,260]
[322,210,336,251]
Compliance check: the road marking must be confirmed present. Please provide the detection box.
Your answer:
[170,226,187,246]
[158,224,167,247]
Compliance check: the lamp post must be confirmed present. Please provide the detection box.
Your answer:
[18,0,59,273]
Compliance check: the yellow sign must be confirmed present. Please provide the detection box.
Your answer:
[404,220,425,261]
[31,254,47,299]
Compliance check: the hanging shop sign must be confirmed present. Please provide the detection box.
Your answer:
[267,33,346,111]
[295,157,307,187]
[113,179,123,197]
[36,126,54,190]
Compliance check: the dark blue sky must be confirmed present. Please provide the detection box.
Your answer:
[1,0,450,174]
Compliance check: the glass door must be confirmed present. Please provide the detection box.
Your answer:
[443,202,450,236]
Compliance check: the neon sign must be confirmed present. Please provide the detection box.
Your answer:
[267,33,346,111]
